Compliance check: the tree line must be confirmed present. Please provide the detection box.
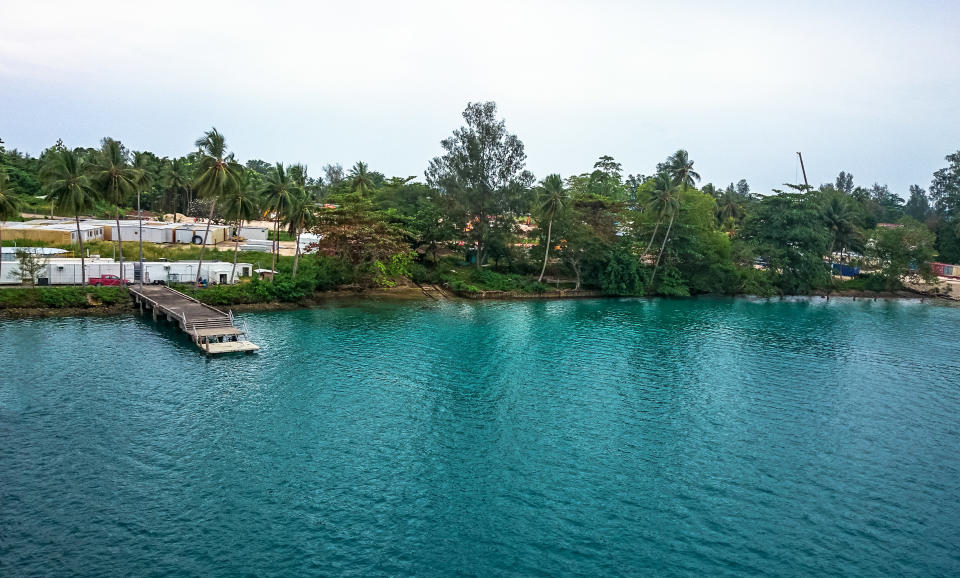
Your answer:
[1,101,958,297]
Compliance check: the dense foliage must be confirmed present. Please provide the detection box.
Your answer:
[2,100,957,299]
[0,286,127,309]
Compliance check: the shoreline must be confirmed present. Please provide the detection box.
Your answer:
[0,285,951,320]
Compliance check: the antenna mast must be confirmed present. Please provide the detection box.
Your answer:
[797,152,810,191]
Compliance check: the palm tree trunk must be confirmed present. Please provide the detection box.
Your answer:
[76,214,87,288]
[115,207,125,283]
[0,225,4,284]
[572,259,581,290]
[649,212,675,285]
[538,219,553,282]
[643,221,661,257]
[270,216,279,282]
[292,228,302,279]
[231,241,240,283]
[194,199,217,287]
[827,237,836,285]
[230,220,240,283]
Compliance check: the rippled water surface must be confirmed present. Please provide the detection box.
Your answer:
[2,298,960,576]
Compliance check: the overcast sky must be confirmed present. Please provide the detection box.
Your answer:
[2,0,958,196]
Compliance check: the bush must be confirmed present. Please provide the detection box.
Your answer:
[0,288,39,308]
[685,262,740,295]
[838,274,892,292]
[652,266,690,297]
[448,280,480,293]
[737,266,777,297]
[177,275,313,305]
[310,256,355,291]
[91,286,127,305]
[388,251,415,277]
[600,248,643,296]
[372,261,396,287]
[408,262,439,285]
[0,286,128,309]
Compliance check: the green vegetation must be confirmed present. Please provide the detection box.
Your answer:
[0,171,21,282]
[837,275,891,293]
[267,230,295,242]
[410,259,553,294]
[14,249,48,286]
[0,286,127,309]
[2,100,958,305]
[175,278,313,305]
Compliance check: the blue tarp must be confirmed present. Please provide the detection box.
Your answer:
[831,263,861,276]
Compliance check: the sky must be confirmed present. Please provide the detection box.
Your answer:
[1,0,958,196]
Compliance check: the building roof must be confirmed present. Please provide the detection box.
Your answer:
[1,247,68,255]
[1,220,102,231]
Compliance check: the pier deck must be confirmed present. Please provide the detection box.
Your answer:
[130,285,259,354]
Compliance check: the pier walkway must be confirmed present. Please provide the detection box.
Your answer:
[130,285,259,354]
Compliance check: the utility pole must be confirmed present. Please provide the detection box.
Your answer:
[138,189,144,290]
[797,152,810,191]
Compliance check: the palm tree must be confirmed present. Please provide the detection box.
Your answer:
[536,174,567,282]
[289,163,323,202]
[161,157,192,216]
[717,189,744,231]
[642,172,680,257]
[260,162,300,280]
[131,151,158,196]
[667,149,701,190]
[289,163,308,188]
[192,128,242,287]
[349,161,373,197]
[221,171,260,282]
[823,194,861,282]
[647,173,682,285]
[41,149,96,287]
[286,191,316,279]
[0,171,22,283]
[90,138,140,281]
[823,194,856,256]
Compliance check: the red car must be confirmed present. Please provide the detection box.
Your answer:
[89,275,131,286]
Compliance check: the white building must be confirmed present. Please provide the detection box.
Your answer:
[0,247,69,262]
[238,225,269,241]
[0,220,104,244]
[0,257,254,286]
[88,220,231,245]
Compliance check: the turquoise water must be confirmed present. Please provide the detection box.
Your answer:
[2,298,959,576]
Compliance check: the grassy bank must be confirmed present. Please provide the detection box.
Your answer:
[0,286,129,309]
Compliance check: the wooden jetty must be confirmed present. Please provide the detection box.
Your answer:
[130,285,259,355]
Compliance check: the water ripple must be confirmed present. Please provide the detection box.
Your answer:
[1,298,959,576]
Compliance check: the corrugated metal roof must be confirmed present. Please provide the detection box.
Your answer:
[1,247,68,254]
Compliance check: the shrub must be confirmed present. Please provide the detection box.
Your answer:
[652,266,691,297]
[838,274,891,292]
[372,261,396,287]
[600,248,643,296]
[737,266,777,297]
[0,286,128,309]
[448,280,480,293]
[408,262,439,285]
[311,256,355,291]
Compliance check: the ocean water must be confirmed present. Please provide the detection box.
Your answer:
[1,297,959,576]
